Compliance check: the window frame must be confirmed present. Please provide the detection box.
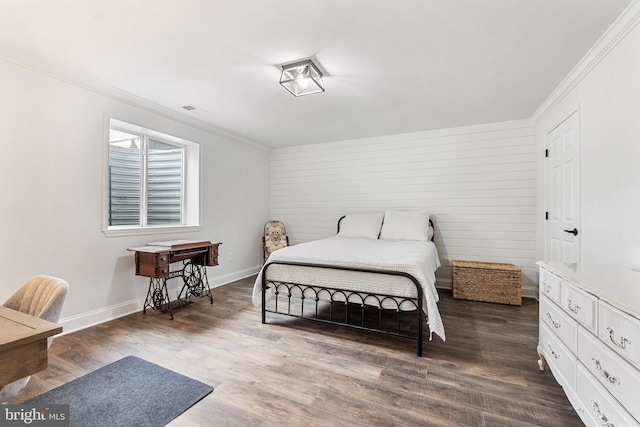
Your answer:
[103,117,202,237]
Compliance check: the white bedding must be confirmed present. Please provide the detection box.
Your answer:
[252,236,445,341]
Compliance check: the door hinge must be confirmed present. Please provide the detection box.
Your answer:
[545,149,549,158]
[545,212,549,220]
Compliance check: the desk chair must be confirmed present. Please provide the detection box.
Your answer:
[262,220,289,263]
[0,275,69,403]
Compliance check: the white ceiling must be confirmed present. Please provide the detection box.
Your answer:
[0,0,633,148]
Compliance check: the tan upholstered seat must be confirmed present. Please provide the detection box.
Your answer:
[0,275,69,403]
[262,221,289,262]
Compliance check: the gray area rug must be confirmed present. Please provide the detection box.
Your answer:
[27,355,213,427]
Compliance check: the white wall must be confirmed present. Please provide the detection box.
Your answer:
[534,2,640,270]
[0,58,270,332]
[270,120,538,296]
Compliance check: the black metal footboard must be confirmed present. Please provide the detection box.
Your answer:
[261,261,426,357]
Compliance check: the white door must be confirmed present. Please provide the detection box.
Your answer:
[546,111,581,263]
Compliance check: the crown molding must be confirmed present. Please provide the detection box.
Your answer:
[531,0,640,124]
[0,48,271,152]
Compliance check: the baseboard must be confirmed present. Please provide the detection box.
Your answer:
[58,265,261,335]
[521,287,537,300]
[60,265,536,333]
[207,265,260,287]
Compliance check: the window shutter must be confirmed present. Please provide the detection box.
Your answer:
[108,144,141,226]
[147,139,183,225]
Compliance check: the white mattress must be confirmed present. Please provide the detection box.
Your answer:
[252,236,445,341]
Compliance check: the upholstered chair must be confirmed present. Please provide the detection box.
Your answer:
[262,221,289,262]
[0,275,69,403]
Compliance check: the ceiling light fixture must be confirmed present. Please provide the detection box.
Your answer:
[279,59,325,97]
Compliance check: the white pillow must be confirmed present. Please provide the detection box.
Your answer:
[380,210,430,241]
[337,213,384,239]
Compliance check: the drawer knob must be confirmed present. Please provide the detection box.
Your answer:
[567,299,581,314]
[607,327,631,350]
[542,281,552,293]
[547,343,560,359]
[592,357,621,385]
[591,400,616,427]
[546,312,561,329]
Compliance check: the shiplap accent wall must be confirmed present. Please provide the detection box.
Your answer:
[270,120,538,297]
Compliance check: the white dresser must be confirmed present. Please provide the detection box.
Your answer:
[537,262,640,427]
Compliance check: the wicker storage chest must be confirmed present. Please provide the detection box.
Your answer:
[452,260,522,305]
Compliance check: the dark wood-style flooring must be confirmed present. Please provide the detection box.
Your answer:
[9,276,582,426]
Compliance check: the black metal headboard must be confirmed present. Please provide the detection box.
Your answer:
[337,215,435,241]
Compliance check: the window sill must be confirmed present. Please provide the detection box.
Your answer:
[103,225,202,238]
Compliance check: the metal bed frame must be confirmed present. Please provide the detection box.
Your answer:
[261,216,434,357]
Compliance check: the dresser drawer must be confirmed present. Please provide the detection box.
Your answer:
[565,385,596,427]
[207,250,219,266]
[540,267,562,304]
[599,300,640,369]
[540,323,575,389]
[578,326,640,422]
[562,281,598,332]
[135,251,170,267]
[136,264,170,278]
[576,362,639,427]
[540,294,577,352]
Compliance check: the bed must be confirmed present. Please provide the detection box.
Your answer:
[252,210,445,356]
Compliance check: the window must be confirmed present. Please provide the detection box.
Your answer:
[105,118,200,235]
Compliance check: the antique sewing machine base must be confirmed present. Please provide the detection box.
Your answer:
[143,260,213,319]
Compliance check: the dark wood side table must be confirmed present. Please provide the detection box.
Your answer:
[128,240,221,319]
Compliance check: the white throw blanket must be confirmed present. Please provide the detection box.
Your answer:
[252,237,445,341]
